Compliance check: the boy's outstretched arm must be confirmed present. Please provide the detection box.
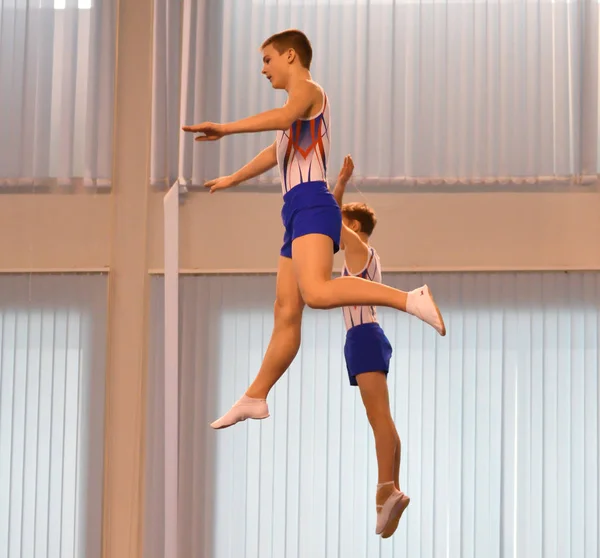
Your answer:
[203,141,278,193]
[183,81,318,140]
[332,154,354,207]
[333,156,369,260]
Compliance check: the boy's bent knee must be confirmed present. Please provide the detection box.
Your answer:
[300,283,331,309]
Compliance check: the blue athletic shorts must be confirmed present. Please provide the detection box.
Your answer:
[344,323,393,386]
[280,180,342,259]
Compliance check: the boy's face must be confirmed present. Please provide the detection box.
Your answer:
[261,44,289,89]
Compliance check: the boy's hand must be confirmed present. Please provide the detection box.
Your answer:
[337,154,354,185]
[182,122,228,141]
[204,175,236,193]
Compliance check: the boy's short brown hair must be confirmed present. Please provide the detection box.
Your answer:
[261,29,313,69]
[342,202,377,236]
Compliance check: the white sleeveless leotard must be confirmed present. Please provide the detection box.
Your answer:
[341,246,381,331]
[276,83,330,195]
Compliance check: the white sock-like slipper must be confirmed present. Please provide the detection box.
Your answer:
[210,394,269,430]
[406,284,447,336]
[375,482,410,538]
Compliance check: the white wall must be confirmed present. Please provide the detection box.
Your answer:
[146,272,600,558]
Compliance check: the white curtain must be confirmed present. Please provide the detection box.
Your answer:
[146,272,600,558]
[151,0,599,190]
[0,274,108,558]
[0,0,117,189]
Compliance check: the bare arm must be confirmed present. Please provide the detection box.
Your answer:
[230,141,277,186]
[332,154,355,208]
[183,82,320,141]
[224,81,318,134]
[332,155,369,264]
[332,170,347,208]
[203,141,277,193]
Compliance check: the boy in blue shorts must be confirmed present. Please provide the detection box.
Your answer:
[333,155,409,539]
[183,30,446,430]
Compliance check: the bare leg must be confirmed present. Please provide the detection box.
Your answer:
[210,257,304,429]
[356,372,399,486]
[292,234,446,335]
[245,256,305,399]
[393,430,401,491]
[356,371,410,538]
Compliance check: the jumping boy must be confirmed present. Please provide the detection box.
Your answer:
[332,155,409,538]
[182,29,446,429]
